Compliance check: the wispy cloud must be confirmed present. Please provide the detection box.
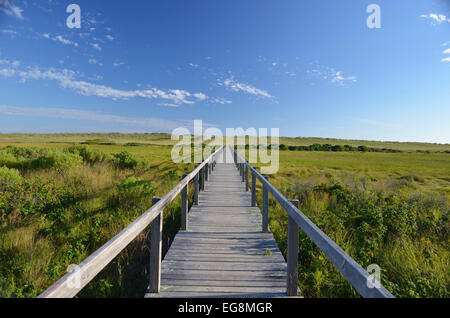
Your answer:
[54,35,79,47]
[441,48,450,63]
[43,33,79,47]
[0,0,23,19]
[209,97,232,105]
[420,13,450,25]
[0,29,17,35]
[88,59,102,66]
[0,61,221,106]
[113,61,124,67]
[105,35,114,41]
[307,63,357,86]
[218,77,274,99]
[91,43,102,51]
[0,105,183,131]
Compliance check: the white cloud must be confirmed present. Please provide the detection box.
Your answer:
[0,29,17,35]
[441,57,450,63]
[157,103,179,107]
[105,35,114,41]
[420,13,449,25]
[0,0,23,19]
[307,63,357,86]
[0,58,20,77]
[88,59,102,66]
[443,48,450,55]
[2,62,213,105]
[91,43,102,51]
[219,77,274,99]
[0,68,15,78]
[210,97,232,105]
[0,105,183,131]
[113,61,124,67]
[54,35,79,47]
[42,33,79,47]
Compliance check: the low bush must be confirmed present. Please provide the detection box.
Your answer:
[108,177,155,210]
[65,144,109,165]
[111,151,148,170]
[0,166,23,189]
[0,146,83,170]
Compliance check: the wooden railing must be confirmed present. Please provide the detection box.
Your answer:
[38,146,223,298]
[231,146,394,298]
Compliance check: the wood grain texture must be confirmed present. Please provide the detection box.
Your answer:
[146,147,288,298]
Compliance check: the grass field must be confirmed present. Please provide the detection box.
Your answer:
[0,133,448,298]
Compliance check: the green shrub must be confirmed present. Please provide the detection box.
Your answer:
[0,166,23,186]
[31,151,83,170]
[0,152,19,169]
[1,146,45,159]
[0,147,83,170]
[112,151,147,170]
[358,145,371,152]
[65,144,109,165]
[165,170,179,181]
[108,177,155,210]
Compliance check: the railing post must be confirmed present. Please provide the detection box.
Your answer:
[287,199,300,296]
[201,165,205,191]
[149,197,162,293]
[181,174,189,231]
[241,164,245,182]
[251,170,256,207]
[262,176,269,233]
[194,166,199,205]
[245,164,249,191]
[205,163,209,181]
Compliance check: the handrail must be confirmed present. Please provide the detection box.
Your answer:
[231,146,394,298]
[38,146,224,298]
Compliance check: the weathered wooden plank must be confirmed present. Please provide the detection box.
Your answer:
[164,256,286,264]
[161,279,286,287]
[160,274,286,284]
[146,291,287,298]
[161,285,286,293]
[161,269,287,279]
[161,261,287,271]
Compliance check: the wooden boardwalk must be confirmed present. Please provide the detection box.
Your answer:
[40,146,393,298]
[146,148,287,297]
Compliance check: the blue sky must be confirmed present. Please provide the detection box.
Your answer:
[0,0,449,143]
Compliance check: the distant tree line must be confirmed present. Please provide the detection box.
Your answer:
[236,144,403,153]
